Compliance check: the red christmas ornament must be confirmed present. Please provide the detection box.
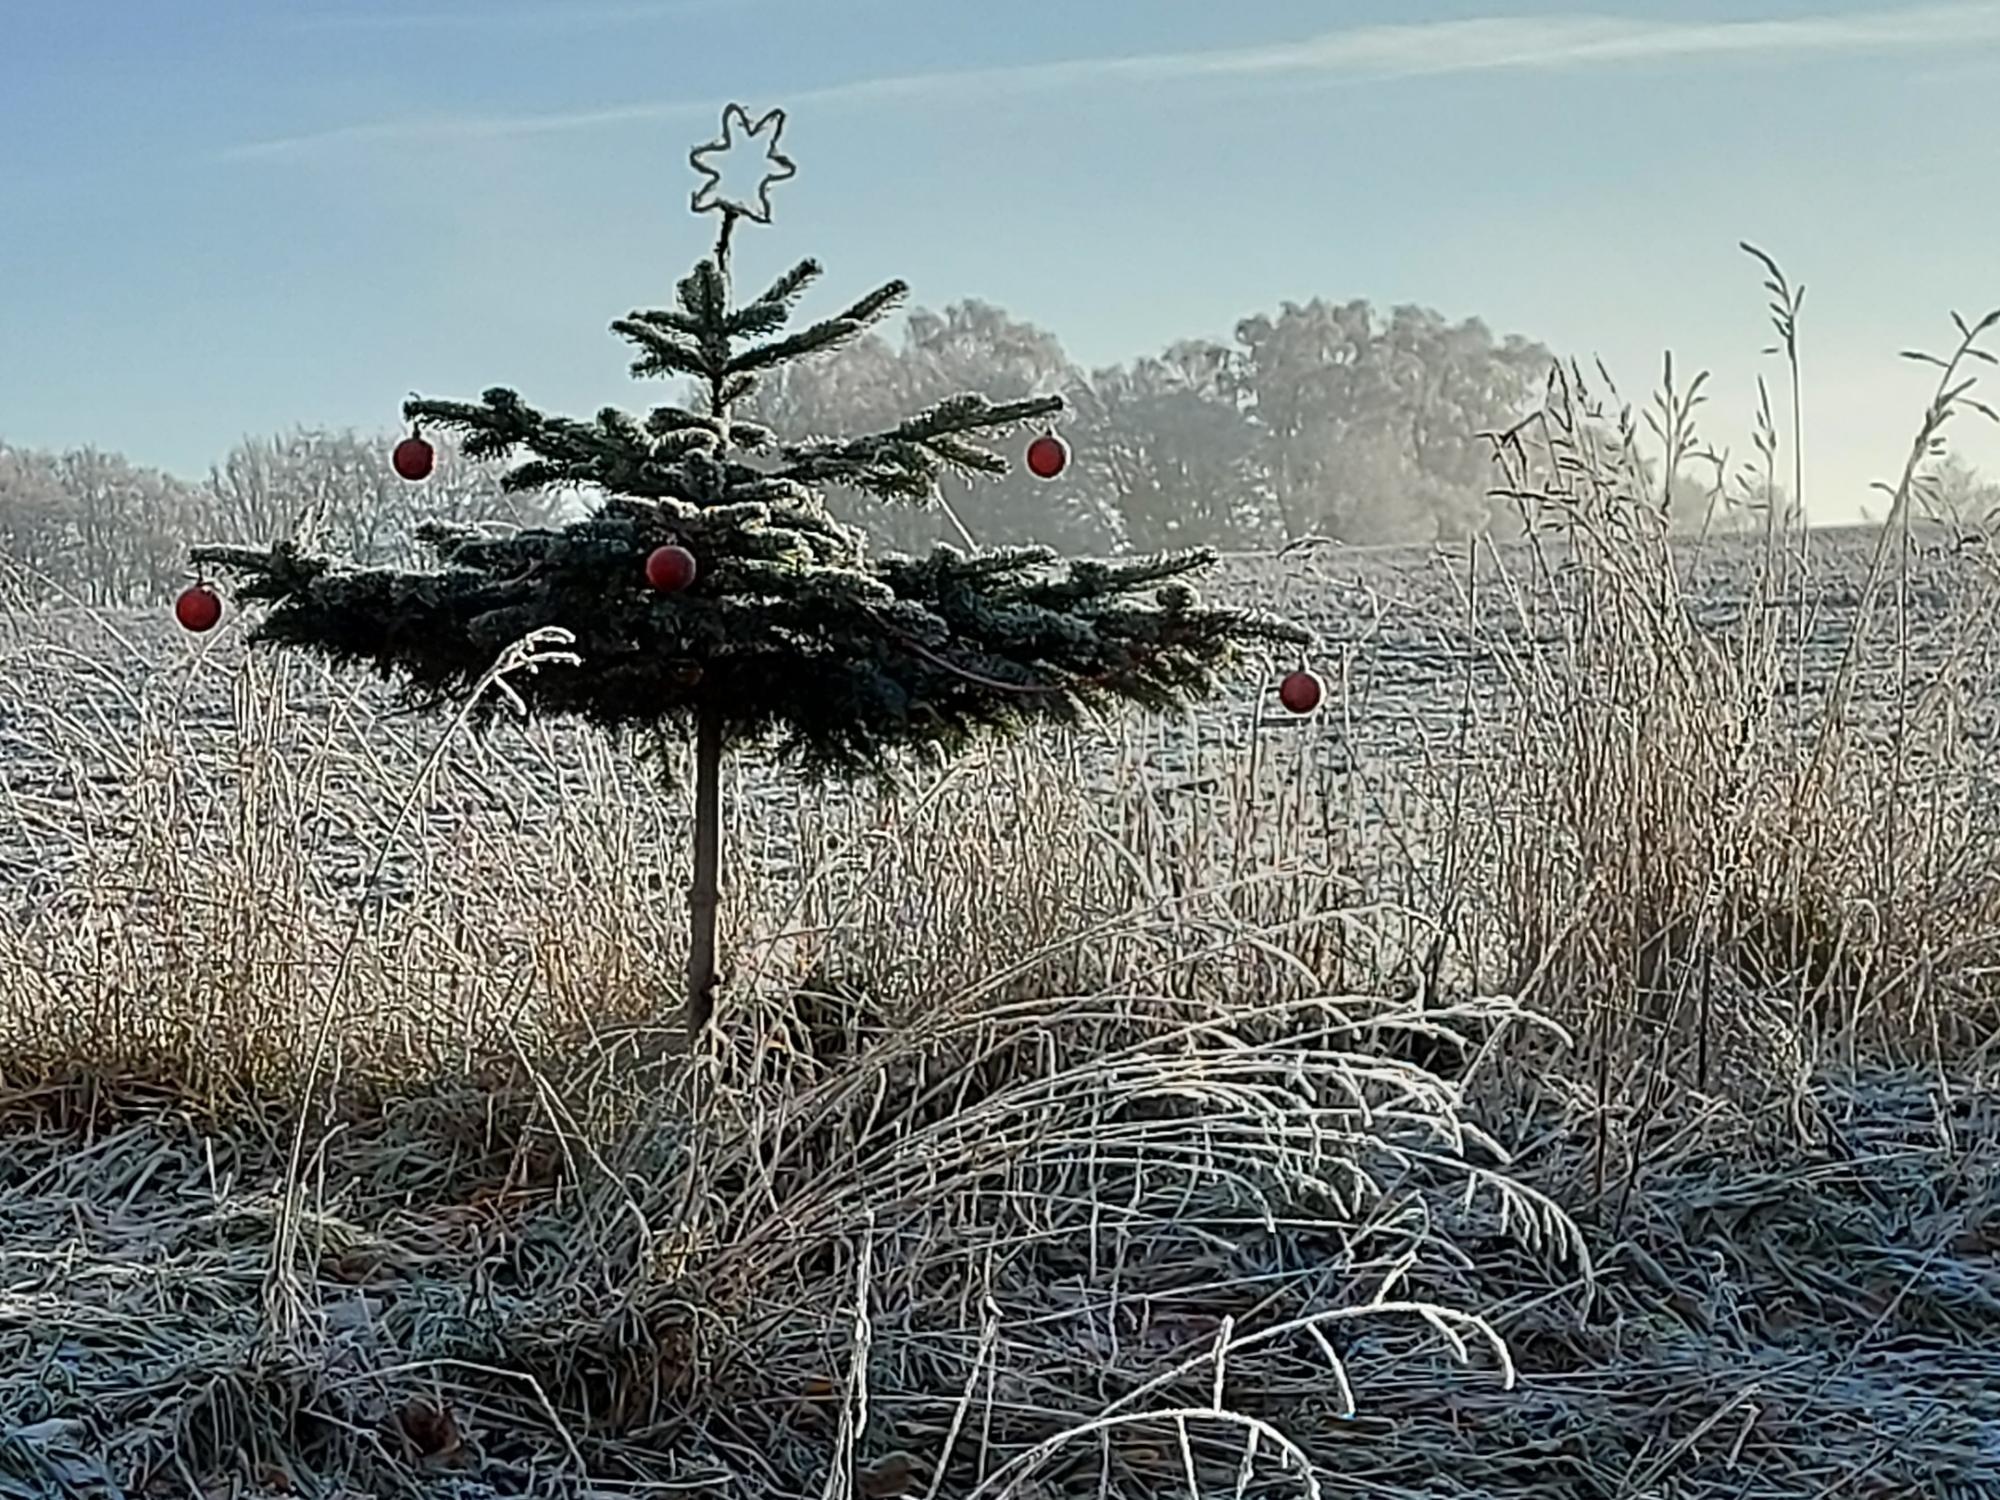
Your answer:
[646,543,699,592]
[1278,669,1322,715]
[392,434,435,482]
[174,584,223,634]
[1025,432,1069,480]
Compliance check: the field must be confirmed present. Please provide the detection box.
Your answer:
[5,368,2000,1500]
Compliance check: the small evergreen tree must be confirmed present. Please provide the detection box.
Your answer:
[190,105,1308,1040]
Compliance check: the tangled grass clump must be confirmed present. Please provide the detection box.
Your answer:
[0,987,1575,1498]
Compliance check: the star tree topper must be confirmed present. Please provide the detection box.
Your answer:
[688,103,796,224]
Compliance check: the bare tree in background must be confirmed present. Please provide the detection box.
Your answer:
[1069,341,1272,552]
[52,447,208,604]
[0,428,565,609]
[0,442,205,605]
[203,432,324,555]
[752,293,1552,553]
[0,443,76,602]
[203,428,565,564]
[1232,299,1550,543]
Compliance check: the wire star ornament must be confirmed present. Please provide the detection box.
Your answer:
[688,103,796,225]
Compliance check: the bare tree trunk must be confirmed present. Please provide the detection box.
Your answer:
[686,695,726,1046]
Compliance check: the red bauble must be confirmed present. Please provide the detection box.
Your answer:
[392,435,435,482]
[174,584,223,633]
[646,543,698,592]
[1278,669,1322,715]
[1025,433,1069,480]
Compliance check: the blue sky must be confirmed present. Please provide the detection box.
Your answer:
[6,0,2000,521]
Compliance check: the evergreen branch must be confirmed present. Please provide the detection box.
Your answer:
[926,435,1008,475]
[876,545,1055,588]
[404,390,714,500]
[727,475,821,508]
[645,396,763,450]
[833,279,909,328]
[724,259,823,337]
[612,318,715,381]
[679,261,729,330]
[622,307,706,337]
[501,460,573,493]
[772,393,1063,495]
[597,408,645,445]
[405,389,542,459]
[901,393,1063,440]
[188,540,329,602]
[645,405,718,436]
[782,446,940,504]
[719,278,903,374]
[721,301,791,340]
[745,258,822,315]
[1016,551,1215,604]
[725,316,871,376]
[886,628,1079,696]
[647,428,722,461]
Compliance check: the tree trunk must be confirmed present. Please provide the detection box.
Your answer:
[685,213,738,1051]
[686,696,725,1045]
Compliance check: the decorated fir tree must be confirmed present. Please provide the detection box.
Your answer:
[183,105,1313,1039]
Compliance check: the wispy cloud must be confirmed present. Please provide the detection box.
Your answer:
[222,2,2000,162]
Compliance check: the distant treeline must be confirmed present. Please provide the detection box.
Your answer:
[0,430,562,609]
[748,297,1562,555]
[5,293,1812,608]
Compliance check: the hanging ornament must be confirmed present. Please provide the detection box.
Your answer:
[646,543,699,592]
[174,583,223,633]
[392,432,435,482]
[1025,432,1069,481]
[1279,669,1321,715]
